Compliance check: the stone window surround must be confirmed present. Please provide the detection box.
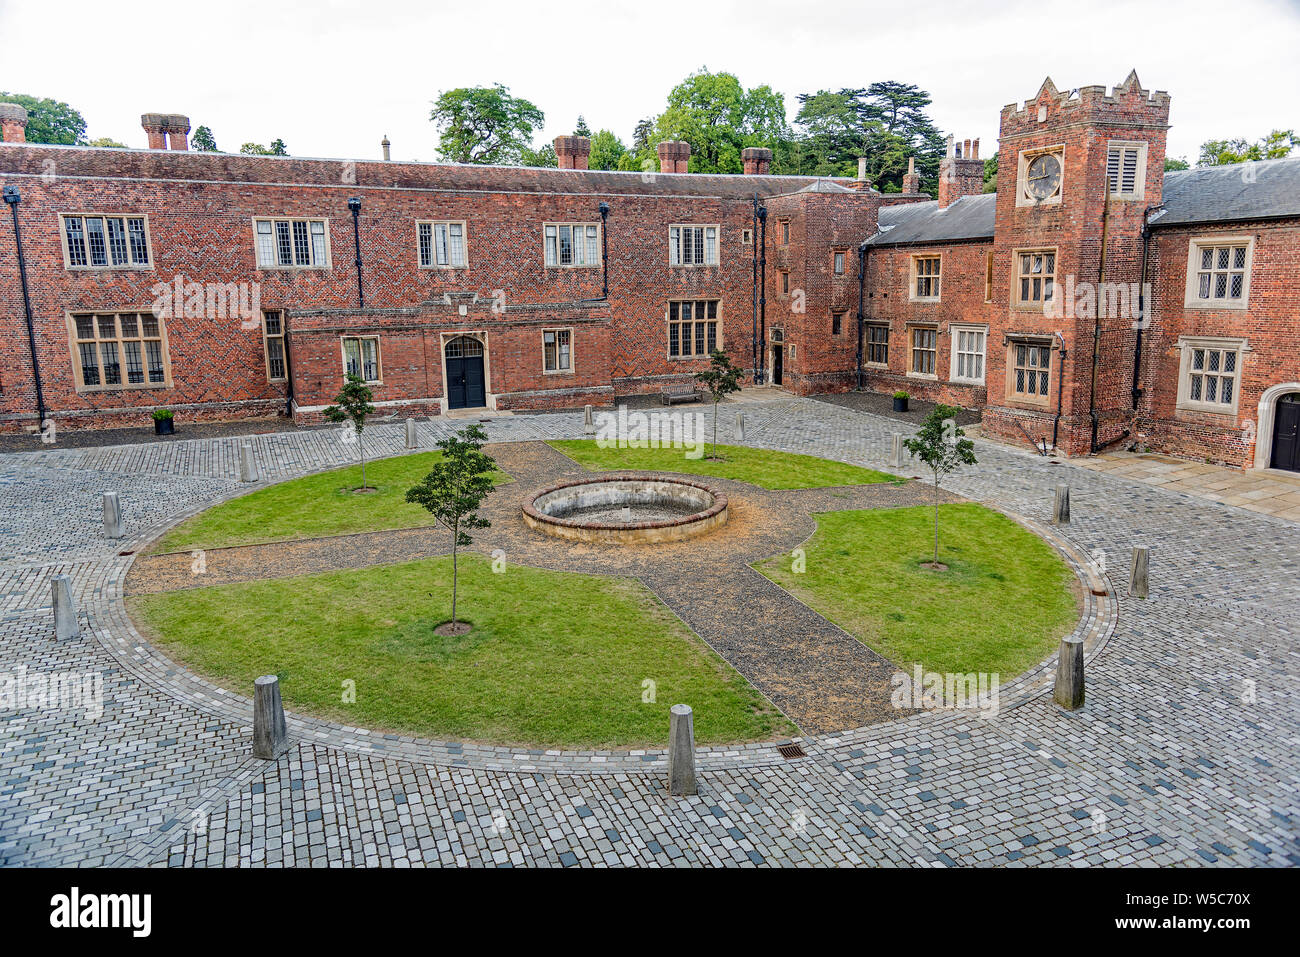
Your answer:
[542,326,575,375]
[906,322,939,380]
[1005,335,1055,407]
[59,213,154,271]
[262,310,287,383]
[666,299,721,361]
[252,216,332,270]
[1106,139,1149,201]
[65,309,173,394]
[1183,235,1254,311]
[1175,335,1247,416]
[668,224,720,267]
[341,334,382,385]
[909,254,942,302]
[949,322,988,385]
[1015,144,1066,208]
[543,222,601,268]
[1011,245,1059,311]
[864,322,889,367]
[416,220,468,270]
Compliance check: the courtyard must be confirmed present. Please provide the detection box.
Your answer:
[0,396,1296,867]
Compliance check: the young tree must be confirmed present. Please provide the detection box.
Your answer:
[573,115,592,137]
[903,405,977,569]
[87,137,128,148]
[405,425,497,632]
[324,373,376,491]
[0,92,87,144]
[694,349,744,459]
[239,139,289,156]
[430,84,545,165]
[1197,130,1297,166]
[191,125,219,152]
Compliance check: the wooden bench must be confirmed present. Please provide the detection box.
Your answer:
[661,383,703,405]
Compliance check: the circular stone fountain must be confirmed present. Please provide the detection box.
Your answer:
[523,474,728,544]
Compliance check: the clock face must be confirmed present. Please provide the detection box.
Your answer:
[1026,152,1063,200]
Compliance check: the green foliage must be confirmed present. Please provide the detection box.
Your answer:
[0,92,87,144]
[191,125,219,152]
[893,390,910,400]
[654,69,791,173]
[694,349,745,457]
[1164,156,1190,171]
[239,138,288,156]
[903,404,978,566]
[324,374,376,489]
[588,129,627,170]
[431,84,545,165]
[1197,130,1298,166]
[519,142,557,167]
[87,137,128,149]
[983,155,999,192]
[151,408,174,421]
[573,115,592,136]
[405,425,497,626]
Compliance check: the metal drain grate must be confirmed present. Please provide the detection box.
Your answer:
[777,743,807,760]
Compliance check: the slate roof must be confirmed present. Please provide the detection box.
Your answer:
[1153,157,1300,226]
[864,193,996,246]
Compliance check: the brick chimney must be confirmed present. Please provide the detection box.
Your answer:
[901,156,921,194]
[382,135,391,161]
[741,147,772,175]
[141,113,190,150]
[845,155,872,190]
[555,135,591,170]
[657,140,691,174]
[938,134,984,209]
[0,103,27,144]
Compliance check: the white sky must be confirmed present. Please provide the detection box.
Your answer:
[3,0,1298,165]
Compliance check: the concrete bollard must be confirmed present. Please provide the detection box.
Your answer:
[102,492,124,539]
[667,704,697,796]
[1053,636,1085,710]
[1129,546,1149,599]
[405,417,419,449]
[253,675,290,760]
[239,443,259,483]
[1052,484,1070,524]
[583,404,595,436]
[52,574,80,641]
[888,433,907,469]
[735,411,745,442]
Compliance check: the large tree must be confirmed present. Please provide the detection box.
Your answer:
[0,92,87,144]
[1197,130,1297,166]
[653,69,792,174]
[588,129,627,170]
[430,84,544,165]
[191,125,219,152]
[240,138,288,156]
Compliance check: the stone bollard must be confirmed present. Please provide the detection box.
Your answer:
[52,574,80,641]
[102,492,124,539]
[888,433,907,469]
[1129,546,1149,599]
[667,704,697,796]
[253,675,290,760]
[735,411,745,442]
[1053,636,1085,710]
[583,404,595,436]
[239,443,259,483]
[405,417,419,449]
[1052,484,1070,524]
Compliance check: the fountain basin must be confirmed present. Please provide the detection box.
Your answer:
[523,475,728,544]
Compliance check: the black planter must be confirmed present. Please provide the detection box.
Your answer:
[154,418,175,435]
[892,397,909,413]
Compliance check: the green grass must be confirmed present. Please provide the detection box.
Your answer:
[548,440,900,490]
[129,554,793,748]
[757,503,1078,678]
[154,451,509,552]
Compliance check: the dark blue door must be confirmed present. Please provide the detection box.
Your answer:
[445,337,486,410]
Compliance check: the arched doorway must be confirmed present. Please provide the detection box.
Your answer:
[444,335,486,410]
[770,328,784,387]
[1253,382,1300,471]
[1270,393,1300,472]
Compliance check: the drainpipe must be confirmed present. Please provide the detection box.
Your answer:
[1051,331,1067,451]
[1131,204,1159,410]
[348,197,364,308]
[757,204,768,384]
[281,311,295,418]
[598,201,610,299]
[3,186,47,428]
[1088,186,1112,452]
[856,241,869,390]
[751,194,759,384]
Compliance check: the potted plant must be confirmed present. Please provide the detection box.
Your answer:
[892,390,910,413]
[152,408,175,435]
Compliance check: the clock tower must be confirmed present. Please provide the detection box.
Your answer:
[983,71,1170,455]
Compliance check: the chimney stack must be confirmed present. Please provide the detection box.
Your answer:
[938,134,985,209]
[0,103,28,144]
[741,147,772,175]
[554,135,592,170]
[901,156,922,194]
[382,135,391,161]
[141,113,191,150]
[656,140,691,174]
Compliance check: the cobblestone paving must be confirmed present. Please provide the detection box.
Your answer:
[1,398,1296,867]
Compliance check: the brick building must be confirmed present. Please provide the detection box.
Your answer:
[1,71,1298,471]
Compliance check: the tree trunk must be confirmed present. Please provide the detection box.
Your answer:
[357,427,367,490]
[450,521,459,626]
[933,473,940,566]
[712,399,719,457]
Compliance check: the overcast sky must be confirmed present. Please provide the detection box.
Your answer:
[3,0,1297,165]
